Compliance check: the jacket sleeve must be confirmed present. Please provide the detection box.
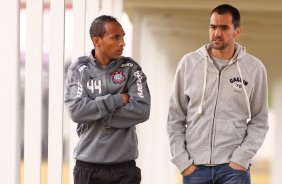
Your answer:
[167,59,194,172]
[231,65,269,169]
[102,63,151,128]
[64,67,125,124]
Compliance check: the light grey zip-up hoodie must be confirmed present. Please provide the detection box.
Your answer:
[167,43,268,172]
[64,50,151,164]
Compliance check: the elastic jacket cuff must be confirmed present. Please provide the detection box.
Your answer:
[112,94,125,109]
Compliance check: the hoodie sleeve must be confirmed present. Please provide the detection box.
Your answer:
[167,59,194,173]
[231,64,269,169]
[64,64,125,124]
[103,63,151,128]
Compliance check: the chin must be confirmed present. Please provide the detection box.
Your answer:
[211,44,223,50]
[112,55,122,60]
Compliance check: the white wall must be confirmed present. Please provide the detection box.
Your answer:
[272,78,282,184]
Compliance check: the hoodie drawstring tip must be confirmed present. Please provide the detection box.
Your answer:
[197,109,202,114]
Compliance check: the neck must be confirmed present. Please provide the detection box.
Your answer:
[94,51,110,66]
[209,46,235,60]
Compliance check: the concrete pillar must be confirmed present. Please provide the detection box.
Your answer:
[132,14,178,184]
[69,0,88,183]
[100,0,123,20]
[24,0,43,183]
[0,1,20,184]
[47,0,65,183]
[85,0,100,53]
[272,78,282,184]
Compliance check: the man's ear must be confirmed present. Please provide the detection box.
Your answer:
[92,37,100,47]
[234,27,241,38]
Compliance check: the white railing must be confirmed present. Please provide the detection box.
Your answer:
[0,0,122,183]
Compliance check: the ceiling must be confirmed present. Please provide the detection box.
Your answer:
[124,0,282,87]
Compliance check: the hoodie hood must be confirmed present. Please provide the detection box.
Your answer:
[197,42,246,63]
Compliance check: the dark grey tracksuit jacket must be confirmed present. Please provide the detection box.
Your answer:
[64,51,151,164]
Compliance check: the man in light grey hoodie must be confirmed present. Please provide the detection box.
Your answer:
[64,15,150,184]
[167,4,268,184]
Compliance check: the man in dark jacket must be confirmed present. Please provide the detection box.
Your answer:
[64,15,151,184]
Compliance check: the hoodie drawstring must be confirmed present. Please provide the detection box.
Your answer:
[198,57,208,114]
[197,57,251,123]
[236,60,251,122]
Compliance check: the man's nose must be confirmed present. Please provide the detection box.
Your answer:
[120,38,125,47]
[214,27,222,36]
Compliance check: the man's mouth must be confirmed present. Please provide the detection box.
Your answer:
[212,37,222,42]
[117,49,123,54]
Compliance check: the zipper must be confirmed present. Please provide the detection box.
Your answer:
[209,69,222,164]
[103,69,110,129]
[209,61,232,164]
[104,70,108,95]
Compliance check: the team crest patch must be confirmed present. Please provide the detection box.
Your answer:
[112,71,125,84]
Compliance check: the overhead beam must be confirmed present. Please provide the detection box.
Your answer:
[124,0,282,12]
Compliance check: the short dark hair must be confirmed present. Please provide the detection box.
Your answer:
[211,4,241,28]
[89,15,118,38]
